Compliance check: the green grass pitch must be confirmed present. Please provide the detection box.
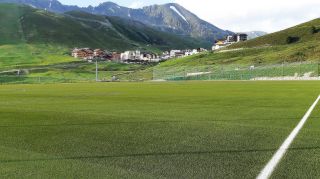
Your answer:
[0,81,319,178]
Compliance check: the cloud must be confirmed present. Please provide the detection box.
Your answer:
[174,0,320,32]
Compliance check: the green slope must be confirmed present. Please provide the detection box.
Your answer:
[0,44,74,70]
[0,3,209,76]
[0,3,207,51]
[230,18,320,48]
[0,4,25,44]
[159,18,320,68]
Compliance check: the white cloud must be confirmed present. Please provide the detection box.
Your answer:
[174,0,320,32]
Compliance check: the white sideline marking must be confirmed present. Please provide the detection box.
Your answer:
[257,95,320,179]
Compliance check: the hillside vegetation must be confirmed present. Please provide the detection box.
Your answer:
[0,44,74,70]
[0,4,206,51]
[160,18,320,68]
[230,18,320,48]
[0,3,208,80]
[0,0,231,42]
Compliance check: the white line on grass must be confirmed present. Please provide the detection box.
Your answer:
[257,95,320,179]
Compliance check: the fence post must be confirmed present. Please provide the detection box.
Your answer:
[221,65,224,79]
[209,66,211,81]
[318,62,320,78]
[299,61,302,80]
[282,62,284,80]
[152,68,154,81]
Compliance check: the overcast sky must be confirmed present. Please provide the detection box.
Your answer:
[59,0,320,33]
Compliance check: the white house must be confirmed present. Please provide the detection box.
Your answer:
[120,50,141,61]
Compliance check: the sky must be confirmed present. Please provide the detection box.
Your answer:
[59,0,320,33]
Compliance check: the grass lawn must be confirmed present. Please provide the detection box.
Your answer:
[0,81,319,178]
[272,94,320,178]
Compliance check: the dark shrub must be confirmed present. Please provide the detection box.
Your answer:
[286,36,300,44]
[311,26,320,34]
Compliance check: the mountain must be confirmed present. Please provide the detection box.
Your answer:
[0,0,231,42]
[85,2,231,42]
[0,0,75,12]
[0,3,209,51]
[245,31,268,40]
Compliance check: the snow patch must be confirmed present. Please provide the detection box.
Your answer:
[27,4,36,8]
[170,6,188,24]
[109,8,115,13]
[48,0,52,9]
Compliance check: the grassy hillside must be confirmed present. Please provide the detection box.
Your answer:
[0,44,74,70]
[2,4,320,82]
[0,3,25,44]
[0,3,208,82]
[0,4,207,51]
[159,18,320,68]
[230,18,320,48]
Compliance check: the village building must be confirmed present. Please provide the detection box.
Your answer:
[184,50,193,56]
[120,50,161,62]
[170,50,185,58]
[72,48,94,60]
[192,49,199,54]
[170,50,180,58]
[226,33,248,43]
[175,51,186,58]
[72,47,208,63]
[161,51,170,60]
[111,52,121,61]
[72,48,86,58]
[212,40,228,50]
[121,50,141,61]
[197,48,207,52]
[235,33,248,42]
[93,49,104,57]
[140,53,158,61]
[183,49,199,56]
[212,33,248,51]
[226,35,235,43]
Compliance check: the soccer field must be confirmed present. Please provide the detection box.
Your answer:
[0,81,319,178]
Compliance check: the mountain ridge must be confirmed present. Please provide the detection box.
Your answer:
[0,0,232,42]
[0,3,209,51]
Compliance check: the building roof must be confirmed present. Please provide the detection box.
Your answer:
[216,41,225,45]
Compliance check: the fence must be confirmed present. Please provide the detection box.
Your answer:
[0,76,95,85]
[153,62,320,81]
[0,70,152,85]
[1,62,320,84]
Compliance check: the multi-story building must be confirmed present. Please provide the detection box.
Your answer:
[72,48,94,60]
